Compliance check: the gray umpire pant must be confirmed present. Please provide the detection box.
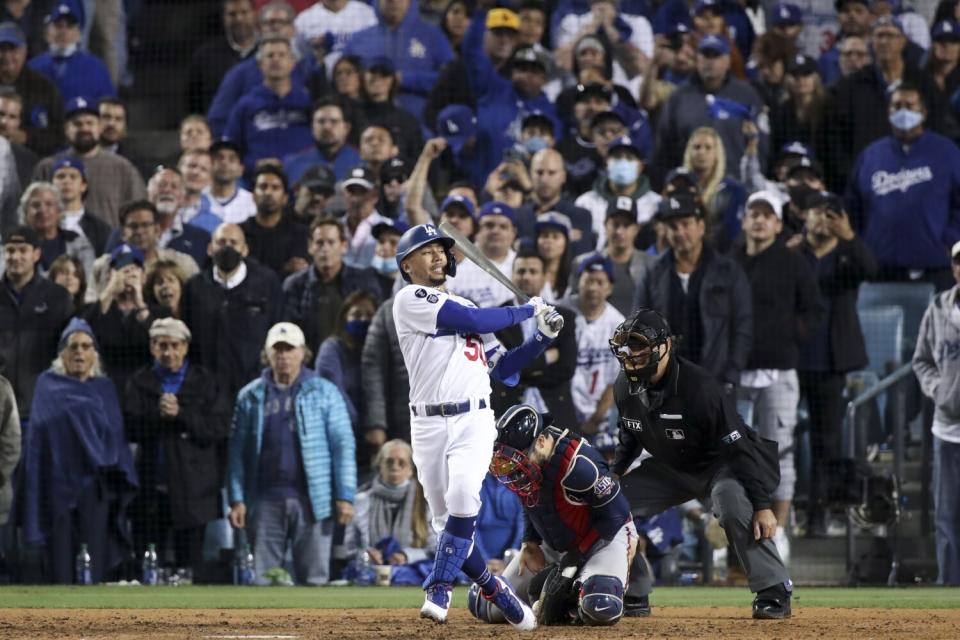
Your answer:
[620,458,790,596]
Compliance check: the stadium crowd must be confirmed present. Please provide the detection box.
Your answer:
[0,0,959,588]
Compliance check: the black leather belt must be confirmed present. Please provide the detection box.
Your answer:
[412,399,487,417]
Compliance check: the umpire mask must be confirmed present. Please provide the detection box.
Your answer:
[609,309,672,395]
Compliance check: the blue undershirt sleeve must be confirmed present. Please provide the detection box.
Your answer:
[489,331,555,385]
[435,299,533,333]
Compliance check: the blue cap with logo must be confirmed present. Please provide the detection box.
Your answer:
[698,33,730,55]
[535,211,572,237]
[932,18,960,42]
[771,2,802,26]
[46,1,83,26]
[692,0,722,14]
[64,96,99,120]
[440,194,476,219]
[437,104,477,155]
[372,218,410,240]
[576,252,615,282]
[367,55,396,75]
[109,243,145,269]
[478,201,516,226]
[51,156,86,180]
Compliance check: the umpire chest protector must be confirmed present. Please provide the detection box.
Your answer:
[527,435,612,554]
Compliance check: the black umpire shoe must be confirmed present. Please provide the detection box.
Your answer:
[752,584,792,619]
[623,594,651,617]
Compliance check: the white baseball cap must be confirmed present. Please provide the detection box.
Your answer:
[952,240,960,260]
[746,190,784,220]
[265,322,305,350]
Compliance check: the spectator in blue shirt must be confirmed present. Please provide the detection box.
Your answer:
[462,9,559,188]
[227,321,356,586]
[224,37,313,178]
[28,2,115,103]
[846,83,960,291]
[283,96,361,184]
[343,0,454,122]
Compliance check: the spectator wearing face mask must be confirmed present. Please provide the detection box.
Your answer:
[575,135,660,250]
[370,218,408,299]
[27,2,115,103]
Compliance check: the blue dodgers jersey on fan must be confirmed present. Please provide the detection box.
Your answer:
[28,51,116,102]
[223,84,313,173]
[526,435,631,553]
[847,131,960,270]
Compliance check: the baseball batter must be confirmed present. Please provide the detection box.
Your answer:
[392,223,562,629]
[469,404,638,627]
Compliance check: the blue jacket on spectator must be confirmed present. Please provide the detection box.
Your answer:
[846,131,960,271]
[283,144,362,184]
[343,0,453,122]
[28,50,115,102]
[228,370,356,522]
[315,337,360,426]
[223,84,313,176]
[207,55,315,136]
[463,11,559,187]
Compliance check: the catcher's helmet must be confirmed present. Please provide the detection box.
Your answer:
[609,308,672,395]
[395,223,457,282]
[491,404,555,507]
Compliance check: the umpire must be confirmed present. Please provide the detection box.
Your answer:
[610,309,792,619]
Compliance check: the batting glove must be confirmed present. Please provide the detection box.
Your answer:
[537,309,562,338]
[526,296,549,317]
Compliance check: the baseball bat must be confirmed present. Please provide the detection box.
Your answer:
[438,221,564,333]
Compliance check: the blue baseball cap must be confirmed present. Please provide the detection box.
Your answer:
[771,2,802,26]
[787,54,818,76]
[51,156,86,180]
[0,22,25,47]
[478,201,516,226]
[932,18,960,42]
[64,96,98,120]
[46,1,83,26]
[57,317,98,353]
[576,252,614,282]
[692,0,722,15]
[608,135,641,157]
[780,140,814,159]
[372,218,409,240]
[440,194,476,219]
[437,104,477,155]
[367,55,396,75]
[698,34,730,55]
[534,212,572,237]
[109,243,145,269]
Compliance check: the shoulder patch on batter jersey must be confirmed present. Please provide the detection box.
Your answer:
[415,288,427,298]
[721,430,742,445]
[427,293,439,303]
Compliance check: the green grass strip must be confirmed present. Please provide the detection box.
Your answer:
[0,586,958,609]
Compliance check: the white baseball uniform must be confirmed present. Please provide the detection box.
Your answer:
[393,284,505,532]
[571,302,625,418]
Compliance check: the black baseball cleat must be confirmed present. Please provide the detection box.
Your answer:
[623,594,651,617]
[752,584,792,619]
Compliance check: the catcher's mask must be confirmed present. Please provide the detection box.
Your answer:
[609,309,672,395]
[491,404,561,507]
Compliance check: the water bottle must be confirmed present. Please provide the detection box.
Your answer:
[354,550,375,586]
[142,544,159,586]
[75,544,92,585]
[240,544,255,585]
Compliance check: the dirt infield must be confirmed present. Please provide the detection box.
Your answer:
[0,607,959,639]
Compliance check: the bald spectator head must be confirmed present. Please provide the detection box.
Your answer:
[208,223,249,279]
[531,149,566,204]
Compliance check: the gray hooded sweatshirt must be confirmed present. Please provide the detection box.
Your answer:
[913,284,960,441]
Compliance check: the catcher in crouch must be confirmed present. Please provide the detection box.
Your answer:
[468,404,637,626]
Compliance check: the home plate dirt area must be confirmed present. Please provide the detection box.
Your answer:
[1,607,959,639]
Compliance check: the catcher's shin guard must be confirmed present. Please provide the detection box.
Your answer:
[578,575,624,626]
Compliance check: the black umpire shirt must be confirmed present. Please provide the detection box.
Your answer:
[612,355,779,511]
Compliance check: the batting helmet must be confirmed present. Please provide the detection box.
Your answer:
[395,223,457,283]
